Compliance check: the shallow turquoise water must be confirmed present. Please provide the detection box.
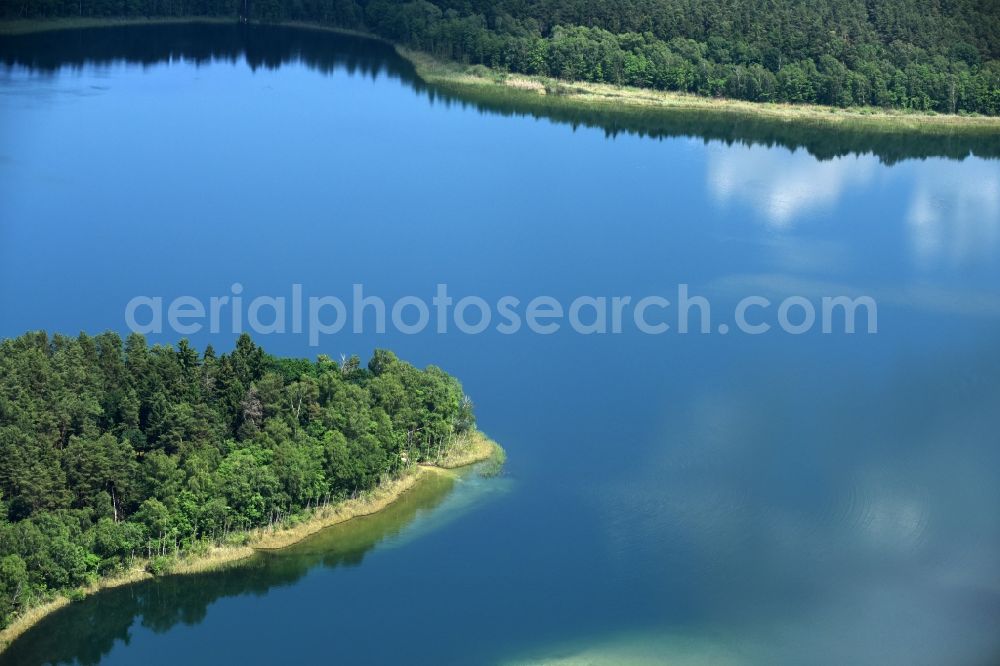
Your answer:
[1,23,1000,666]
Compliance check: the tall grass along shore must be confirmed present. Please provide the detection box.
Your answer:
[2,18,999,133]
[0,430,503,653]
[400,49,1000,134]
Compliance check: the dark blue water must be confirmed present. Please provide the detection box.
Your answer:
[2,23,1000,666]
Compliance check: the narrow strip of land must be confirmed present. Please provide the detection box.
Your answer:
[2,18,999,132]
[400,49,1000,133]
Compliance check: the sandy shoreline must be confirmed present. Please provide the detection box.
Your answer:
[0,431,502,653]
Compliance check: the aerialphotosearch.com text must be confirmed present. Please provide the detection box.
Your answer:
[125,283,878,346]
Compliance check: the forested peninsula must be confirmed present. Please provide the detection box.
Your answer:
[2,0,999,118]
[0,331,502,648]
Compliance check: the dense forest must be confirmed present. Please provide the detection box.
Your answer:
[1,0,998,114]
[0,331,476,630]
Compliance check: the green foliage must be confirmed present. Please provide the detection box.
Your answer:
[146,556,173,576]
[0,331,476,628]
[366,0,999,114]
[3,0,994,112]
[0,554,29,627]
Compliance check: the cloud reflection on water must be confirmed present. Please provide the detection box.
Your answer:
[707,146,1000,278]
[906,160,1000,269]
[707,144,876,228]
[579,346,1000,666]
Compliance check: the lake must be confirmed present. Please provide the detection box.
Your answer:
[1,22,999,666]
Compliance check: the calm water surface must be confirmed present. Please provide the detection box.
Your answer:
[1,23,999,666]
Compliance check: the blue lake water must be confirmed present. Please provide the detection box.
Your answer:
[1,23,999,666]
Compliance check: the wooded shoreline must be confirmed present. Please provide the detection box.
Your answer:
[402,48,1000,133]
[0,430,502,653]
[2,17,1000,133]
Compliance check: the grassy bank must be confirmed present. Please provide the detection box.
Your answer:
[0,16,233,35]
[432,429,504,469]
[0,566,155,653]
[0,430,503,653]
[3,17,999,132]
[400,49,1000,134]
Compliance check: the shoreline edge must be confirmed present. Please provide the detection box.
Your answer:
[0,430,503,653]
